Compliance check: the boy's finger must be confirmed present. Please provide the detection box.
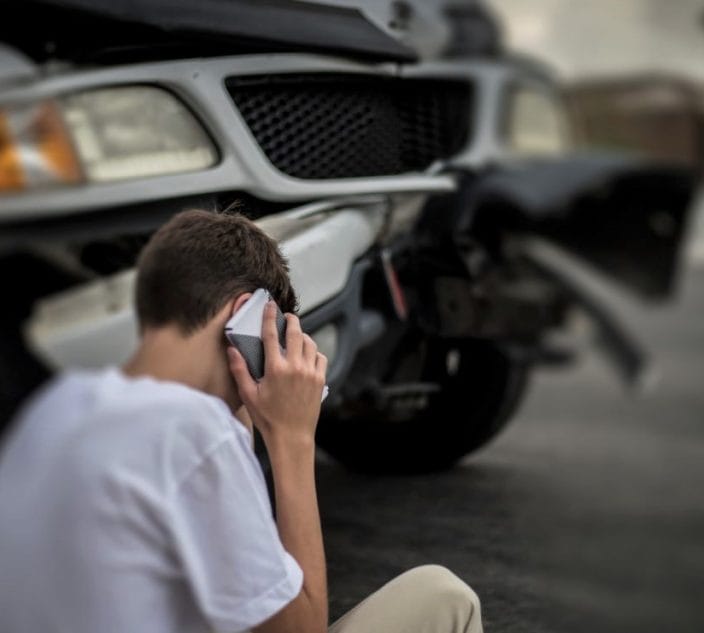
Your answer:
[315,352,328,377]
[261,301,283,367]
[302,334,317,366]
[227,347,257,401]
[285,313,304,361]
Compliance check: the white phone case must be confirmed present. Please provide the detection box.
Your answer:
[224,289,284,381]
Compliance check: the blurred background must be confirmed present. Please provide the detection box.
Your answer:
[490,0,704,252]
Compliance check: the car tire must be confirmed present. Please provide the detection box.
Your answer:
[316,336,529,474]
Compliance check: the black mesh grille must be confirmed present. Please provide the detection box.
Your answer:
[226,74,473,179]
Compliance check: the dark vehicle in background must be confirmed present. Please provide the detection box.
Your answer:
[0,0,695,472]
[566,74,704,174]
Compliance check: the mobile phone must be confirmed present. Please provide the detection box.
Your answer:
[224,288,286,381]
[225,289,329,401]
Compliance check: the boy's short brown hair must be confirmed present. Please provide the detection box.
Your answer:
[135,209,297,334]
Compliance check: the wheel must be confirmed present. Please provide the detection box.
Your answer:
[316,334,529,474]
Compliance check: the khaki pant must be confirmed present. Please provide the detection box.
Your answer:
[329,565,483,633]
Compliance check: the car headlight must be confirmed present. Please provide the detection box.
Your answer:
[0,86,218,194]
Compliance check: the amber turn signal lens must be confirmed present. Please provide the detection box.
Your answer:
[0,100,83,194]
[0,113,23,191]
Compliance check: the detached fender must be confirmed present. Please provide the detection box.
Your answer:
[468,153,697,299]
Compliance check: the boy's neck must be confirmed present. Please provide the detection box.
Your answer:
[122,324,228,402]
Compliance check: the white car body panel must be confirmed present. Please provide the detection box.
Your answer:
[25,203,385,369]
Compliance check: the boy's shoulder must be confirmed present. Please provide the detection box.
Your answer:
[44,366,232,425]
[10,367,246,486]
[94,367,241,445]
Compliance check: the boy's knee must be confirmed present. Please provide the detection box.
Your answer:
[398,565,481,617]
[330,566,483,633]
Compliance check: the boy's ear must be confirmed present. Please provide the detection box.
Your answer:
[229,292,253,317]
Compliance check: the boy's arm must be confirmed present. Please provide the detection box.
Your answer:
[228,303,328,633]
[253,434,327,633]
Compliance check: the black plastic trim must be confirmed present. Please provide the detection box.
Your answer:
[301,258,378,397]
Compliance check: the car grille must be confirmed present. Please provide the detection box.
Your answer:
[226,74,473,180]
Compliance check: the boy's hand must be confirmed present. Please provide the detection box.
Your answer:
[228,301,327,447]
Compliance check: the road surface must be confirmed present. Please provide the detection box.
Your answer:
[317,261,704,633]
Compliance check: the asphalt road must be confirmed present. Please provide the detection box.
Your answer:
[316,263,704,633]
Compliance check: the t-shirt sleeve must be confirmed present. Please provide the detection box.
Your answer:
[167,427,303,633]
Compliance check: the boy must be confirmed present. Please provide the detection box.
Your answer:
[0,208,482,633]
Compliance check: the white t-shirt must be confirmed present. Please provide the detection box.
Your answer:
[0,368,303,633]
